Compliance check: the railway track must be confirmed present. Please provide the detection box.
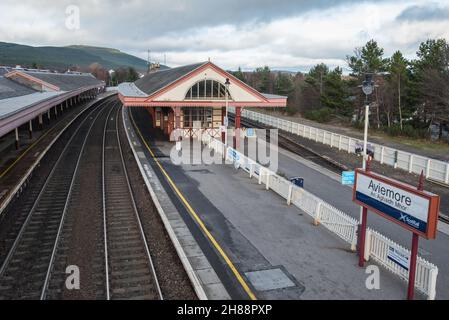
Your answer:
[0,98,110,300]
[42,100,115,300]
[0,94,195,300]
[0,98,164,300]
[229,114,348,173]
[102,104,162,300]
[231,114,449,224]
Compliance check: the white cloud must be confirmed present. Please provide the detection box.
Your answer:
[0,0,448,71]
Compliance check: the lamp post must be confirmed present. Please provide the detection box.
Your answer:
[361,73,374,170]
[358,73,374,267]
[224,78,230,147]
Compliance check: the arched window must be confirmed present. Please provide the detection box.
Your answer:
[185,79,232,100]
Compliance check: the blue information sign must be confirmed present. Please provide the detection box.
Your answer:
[342,171,355,185]
[246,128,256,137]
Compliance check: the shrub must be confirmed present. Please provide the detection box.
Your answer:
[383,124,430,139]
[304,108,332,123]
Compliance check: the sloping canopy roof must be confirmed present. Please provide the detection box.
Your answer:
[1,70,105,138]
[4,70,103,92]
[0,91,63,120]
[135,62,206,96]
[0,76,37,100]
[21,71,102,91]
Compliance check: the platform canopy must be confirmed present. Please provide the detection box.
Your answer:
[0,69,104,138]
[118,61,287,108]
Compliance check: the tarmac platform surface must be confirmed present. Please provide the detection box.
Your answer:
[130,107,428,300]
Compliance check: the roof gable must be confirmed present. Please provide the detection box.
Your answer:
[137,62,269,103]
[5,70,103,92]
[0,76,37,100]
[135,62,207,96]
[5,70,60,91]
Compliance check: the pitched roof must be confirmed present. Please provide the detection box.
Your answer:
[0,76,37,100]
[261,93,288,99]
[134,62,207,96]
[21,71,102,91]
[0,91,63,120]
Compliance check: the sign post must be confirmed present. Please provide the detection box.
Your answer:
[353,168,440,299]
[407,173,424,300]
[358,160,371,268]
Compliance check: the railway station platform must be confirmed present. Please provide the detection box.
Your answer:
[126,106,419,300]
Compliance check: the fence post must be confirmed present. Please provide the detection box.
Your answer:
[348,138,352,153]
[394,151,399,168]
[350,225,358,252]
[364,229,371,262]
[380,147,385,164]
[265,172,271,190]
[426,159,431,179]
[338,135,342,151]
[249,163,255,179]
[313,202,322,226]
[409,154,414,173]
[428,267,438,300]
[287,184,293,205]
[445,163,449,184]
[258,168,264,185]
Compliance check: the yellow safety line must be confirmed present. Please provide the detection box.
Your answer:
[0,125,56,179]
[129,111,257,300]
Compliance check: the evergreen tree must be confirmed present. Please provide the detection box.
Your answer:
[412,39,449,139]
[321,67,352,117]
[388,51,409,129]
[275,72,294,96]
[254,66,272,92]
[231,67,246,83]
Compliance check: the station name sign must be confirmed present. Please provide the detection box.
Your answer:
[353,169,440,239]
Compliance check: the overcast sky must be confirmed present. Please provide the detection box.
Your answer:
[1,0,448,72]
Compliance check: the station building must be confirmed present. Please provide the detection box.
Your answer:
[0,67,105,149]
[118,61,287,141]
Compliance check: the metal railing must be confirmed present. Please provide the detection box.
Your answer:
[230,108,449,186]
[199,133,439,299]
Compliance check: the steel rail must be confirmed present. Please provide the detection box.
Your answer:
[0,98,110,281]
[39,99,115,300]
[114,104,163,300]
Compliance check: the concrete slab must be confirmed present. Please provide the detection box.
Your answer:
[245,268,296,291]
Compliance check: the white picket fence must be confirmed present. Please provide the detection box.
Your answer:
[230,108,449,186]
[199,132,439,300]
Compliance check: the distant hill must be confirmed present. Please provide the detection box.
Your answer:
[0,42,167,73]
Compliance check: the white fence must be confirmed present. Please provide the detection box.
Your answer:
[365,229,438,300]
[199,133,439,299]
[230,108,449,186]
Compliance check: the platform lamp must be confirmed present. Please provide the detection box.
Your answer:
[361,73,374,171]
[358,73,374,213]
[224,78,231,147]
[357,73,375,267]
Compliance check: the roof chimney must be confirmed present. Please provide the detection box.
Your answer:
[149,62,160,73]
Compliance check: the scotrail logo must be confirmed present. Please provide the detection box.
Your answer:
[399,213,420,229]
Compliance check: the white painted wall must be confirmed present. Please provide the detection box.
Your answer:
[154,67,260,102]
